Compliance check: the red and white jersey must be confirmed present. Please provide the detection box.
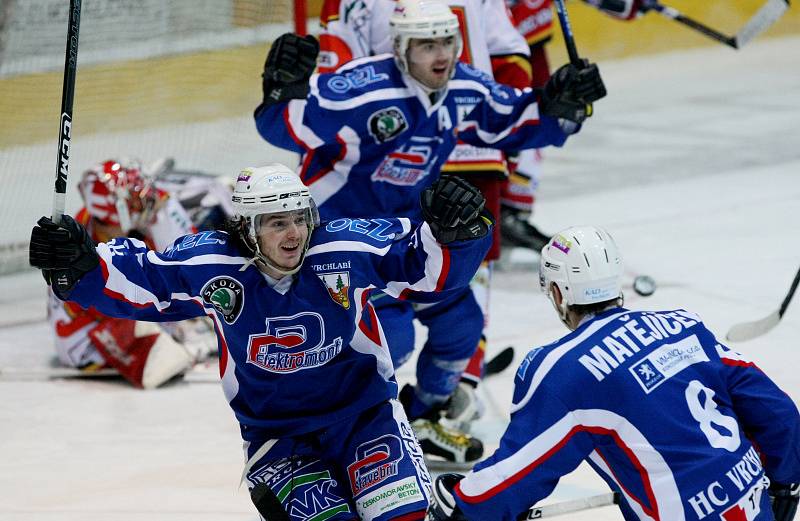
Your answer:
[505,0,554,48]
[319,0,529,74]
[50,198,195,369]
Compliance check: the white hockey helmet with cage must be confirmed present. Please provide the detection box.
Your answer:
[390,0,462,75]
[539,226,624,326]
[231,164,319,276]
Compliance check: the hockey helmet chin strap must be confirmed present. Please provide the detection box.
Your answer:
[237,217,314,277]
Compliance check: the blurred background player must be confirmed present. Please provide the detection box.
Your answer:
[316,0,541,444]
[31,164,494,520]
[500,0,654,252]
[254,0,605,464]
[48,159,214,389]
[426,225,800,521]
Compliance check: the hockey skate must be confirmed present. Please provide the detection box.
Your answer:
[442,381,484,434]
[400,384,484,469]
[500,207,551,252]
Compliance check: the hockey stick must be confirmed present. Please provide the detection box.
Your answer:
[520,492,620,519]
[726,265,800,342]
[52,0,82,224]
[552,0,582,65]
[650,0,789,50]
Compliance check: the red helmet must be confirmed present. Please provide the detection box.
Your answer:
[78,159,166,232]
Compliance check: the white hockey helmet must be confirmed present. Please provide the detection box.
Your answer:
[539,226,624,327]
[390,0,462,74]
[231,164,319,276]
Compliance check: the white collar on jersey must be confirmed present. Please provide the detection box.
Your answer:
[260,271,294,295]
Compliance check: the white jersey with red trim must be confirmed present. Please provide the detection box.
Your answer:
[453,307,800,521]
[318,0,528,74]
[318,0,529,176]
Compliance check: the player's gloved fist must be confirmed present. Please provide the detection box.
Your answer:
[29,215,99,298]
[769,482,800,521]
[426,473,467,521]
[585,0,655,20]
[262,32,319,106]
[540,60,607,124]
[421,175,492,244]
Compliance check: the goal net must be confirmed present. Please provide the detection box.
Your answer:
[0,0,308,275]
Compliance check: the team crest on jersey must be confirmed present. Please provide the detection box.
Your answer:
[318,271,351,309]
[201,277,244,324]
[368,107,408,143]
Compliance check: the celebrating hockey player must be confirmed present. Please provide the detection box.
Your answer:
[426,225,800,521]
[47,159,208,389]
[254,0,606,464]
[30,164,493,521]
[316,0,534,446]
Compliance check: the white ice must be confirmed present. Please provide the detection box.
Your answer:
[1,35,799,520]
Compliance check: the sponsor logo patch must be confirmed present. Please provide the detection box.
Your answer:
[247,312,343,373]
[318,271,351,309]
[551,234,571,254]
[629,334,709,393]
[357,476,424,520]
[368,107,408,143]
[347,435,402,496]
[201,276,244,324]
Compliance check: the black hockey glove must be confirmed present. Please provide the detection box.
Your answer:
[29,215,99,299]
[426,473,467,521]
[583,0,655,20]
[770,482,800,521]
[262,33,319,106]
[421,175,492,245]
[540,60,607,124]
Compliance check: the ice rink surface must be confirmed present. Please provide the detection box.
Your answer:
[1,36,799,520]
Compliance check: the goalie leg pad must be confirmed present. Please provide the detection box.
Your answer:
[88,319,192,389]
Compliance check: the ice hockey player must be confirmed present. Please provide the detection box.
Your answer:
[30,164,493,521]
[255,0,606,465]
[46,159,208,389]
[425,225,800,521]
[315,0,534,445]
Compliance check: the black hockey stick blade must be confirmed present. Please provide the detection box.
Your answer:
[726,265,800,342]
[486,346,515,376]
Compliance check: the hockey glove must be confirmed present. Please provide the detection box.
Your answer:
[584,0,655,20]
[426,473,467,521]
[770,482,800,521]
[29,215,99,299]
[421,175,492,245]
[262,33,319,106]
[540,60,607,124]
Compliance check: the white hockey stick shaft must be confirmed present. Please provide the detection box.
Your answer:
[522,492,620,519]
[726,265,800,342]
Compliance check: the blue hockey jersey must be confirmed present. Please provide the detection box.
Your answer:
[255,55,571,221]
[454,307,800,521]
[65,218,490,440]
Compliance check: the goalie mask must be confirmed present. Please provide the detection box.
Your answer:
[79,159,166,234]
[231,164,319,277]
[539,226,624,328]
[390,0,462,87]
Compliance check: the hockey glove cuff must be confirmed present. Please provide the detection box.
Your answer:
[540,60,607,124]
[426,473,467,521]
[30,215,99,299]
[770,482,800,521]
[261,33,319,106]
[421,175,493,244]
